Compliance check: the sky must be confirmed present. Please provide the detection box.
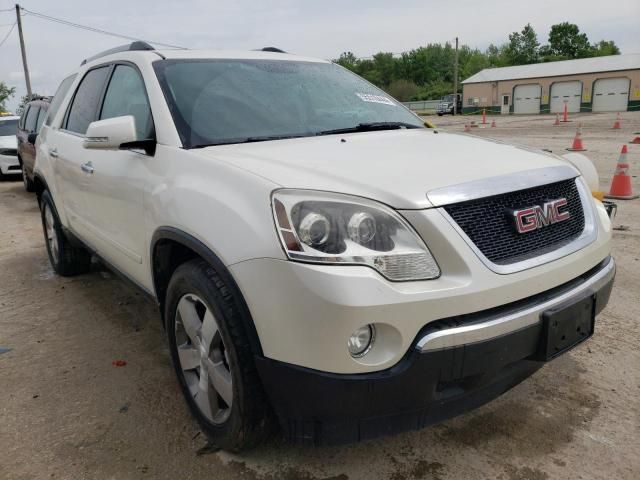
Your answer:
[1,0,638,112]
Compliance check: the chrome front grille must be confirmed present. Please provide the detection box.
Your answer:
[443,179,586,265]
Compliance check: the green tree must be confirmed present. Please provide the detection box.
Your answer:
[331,22,619,102]
[504,24,540,65]
[416,80,454,101]
[458,46,490,83]
[592,40,620,57]
[335,51,359,71]
[541,22,591,60]
[0,82,16,113]
[385,79,419,101]
[485,43,510,67]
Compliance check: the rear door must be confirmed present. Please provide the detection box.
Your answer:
[53,66,111,241]
[24,105,48,175]
[18,105,39,169]
[80,63,155,284]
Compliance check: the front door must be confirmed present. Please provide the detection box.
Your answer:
[80,63,155,285]
[501,95,510,114]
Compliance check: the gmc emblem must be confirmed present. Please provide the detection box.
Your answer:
[511,198,571,234]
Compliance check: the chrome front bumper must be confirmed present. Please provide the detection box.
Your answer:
[417,257,615,352]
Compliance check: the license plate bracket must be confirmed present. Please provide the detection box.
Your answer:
[539,294,595,361]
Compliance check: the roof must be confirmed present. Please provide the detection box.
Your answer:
[462,53,640,84]
[80,41,329,67]
[156,49,328,64]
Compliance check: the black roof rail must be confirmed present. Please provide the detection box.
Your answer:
[81,41,155,66]
[259,47,287,53]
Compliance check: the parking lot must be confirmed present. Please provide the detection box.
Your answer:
[0,111,638,480]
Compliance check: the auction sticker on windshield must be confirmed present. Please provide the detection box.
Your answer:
[356,93,395,106]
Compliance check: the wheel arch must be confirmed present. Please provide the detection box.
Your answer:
[32,172,49,197]
[150,227,263,356]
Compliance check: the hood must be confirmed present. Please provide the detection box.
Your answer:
[0,135,17,149]
[194,129,573,209]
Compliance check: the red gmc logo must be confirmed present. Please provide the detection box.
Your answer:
[512,198,571,234]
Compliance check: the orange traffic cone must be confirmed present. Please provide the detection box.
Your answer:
[481,109,488,125]
[630,136,640,144]
[464,123,471,132]
[553,113,560,126]
[606,145,638,200]
[491,119,497,128]
[612,113,621,130]
[560,103,570,122]
[567,124,586,151]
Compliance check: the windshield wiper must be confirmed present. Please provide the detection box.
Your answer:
[190,133,312,148]
[318,122,421,136]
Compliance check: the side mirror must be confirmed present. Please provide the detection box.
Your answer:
[83,115,137,150]
[27,132,38,144]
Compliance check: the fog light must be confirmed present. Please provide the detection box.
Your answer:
[348,324,376,358]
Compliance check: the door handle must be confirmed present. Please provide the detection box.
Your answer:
[49,148,58,158]
[81,162,94,174]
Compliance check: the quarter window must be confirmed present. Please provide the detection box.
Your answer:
[65,67,110,134]
[24,106,39,132]
[35,107,47,132]
[19,106,28,129]
[45,74,77,127]
[100,65,154,140]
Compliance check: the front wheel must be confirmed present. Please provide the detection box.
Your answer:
[165,259,271,451]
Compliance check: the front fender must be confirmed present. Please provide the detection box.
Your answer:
[147,146,286,267]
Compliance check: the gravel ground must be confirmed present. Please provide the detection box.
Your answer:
[0,111,638,480]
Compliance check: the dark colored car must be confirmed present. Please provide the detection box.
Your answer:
[17,97,50,192]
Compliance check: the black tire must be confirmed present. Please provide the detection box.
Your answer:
[21,161,36,192]
[40,190,91,276]
[165,259,272,451]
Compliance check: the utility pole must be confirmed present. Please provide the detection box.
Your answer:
[453,36,459,115]
[15,4,32,99]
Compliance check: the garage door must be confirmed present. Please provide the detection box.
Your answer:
[550,81,582,113]
[513,84,541,114]
[592,78,630,112]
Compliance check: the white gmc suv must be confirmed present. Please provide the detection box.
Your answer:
[32,42,615,450]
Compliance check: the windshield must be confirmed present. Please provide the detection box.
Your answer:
[0,119,18,136]
[153,59,423,148]
[441,95,454,103]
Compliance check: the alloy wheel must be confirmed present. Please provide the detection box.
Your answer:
[43,204,59,264]
[174,293,233,424]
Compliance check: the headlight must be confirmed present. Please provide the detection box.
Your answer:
[271,189,440,281]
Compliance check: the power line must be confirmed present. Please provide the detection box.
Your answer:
[20,7,187,49]
[0,21,15,48]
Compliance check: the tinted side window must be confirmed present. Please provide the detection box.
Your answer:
[100,65,154,140]
[65,67,109,134]
[45,74,77,127]
[24,106,40,132]
[35,107,47,132]
[19,106,29,129]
